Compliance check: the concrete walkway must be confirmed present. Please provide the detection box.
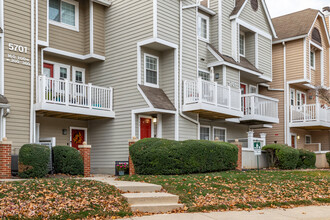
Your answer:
[128,206,330,220]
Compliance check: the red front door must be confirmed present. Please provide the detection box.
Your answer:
[140,118,152,139]
[71,129,85,150]
[43,63,54,78]
[241,84,247,113]
[291,135,296,148]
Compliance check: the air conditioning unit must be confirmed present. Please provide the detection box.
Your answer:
[38,137,56,173]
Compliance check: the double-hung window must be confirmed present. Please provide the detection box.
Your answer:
[213,127,226,141]
[310,51,315,70]
[198,70,211,81]
[305,135,312,144]
[198,14,209,42]
[200,126,210,140]
[290,89,295,106]
[144,54,159,87]
[49,0,79,31]
[239,32,245,56]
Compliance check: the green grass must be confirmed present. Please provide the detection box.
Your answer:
[0,179,132,219]
[119,170,330,212]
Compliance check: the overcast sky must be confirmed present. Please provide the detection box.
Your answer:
[265,0,330,18]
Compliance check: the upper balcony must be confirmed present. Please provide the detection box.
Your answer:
[290,104,330,129]
[35,76,115,119]
[240,94,279,125]
[183,79,243,119]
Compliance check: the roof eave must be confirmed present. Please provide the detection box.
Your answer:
[92,0,112,7]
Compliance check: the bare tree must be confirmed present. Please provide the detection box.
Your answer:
[315,86,330,105]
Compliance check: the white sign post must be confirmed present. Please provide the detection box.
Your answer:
[254,142,261,173]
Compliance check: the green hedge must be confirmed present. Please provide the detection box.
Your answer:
[326,152,330,166]
[297,149,316,169]
[262,144,299,170]
[18,144,50,178]
[129,138,238,175]
[53,146,84,175]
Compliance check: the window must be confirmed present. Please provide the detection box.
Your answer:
[305,135,312,144]
[213,127,226,141]
[249,85,257,94]
[198,14,209,42]
[49,0,79,31]
[72,67,85,83]
[43,61,70,81]
[60,67,68,80]
[296,91,306,106]
[198,70,211,81]
[310,51,315,70]
[144,54,159,87]
[200,126,210,140]
[239,32,245,56]
[290,89,295,106]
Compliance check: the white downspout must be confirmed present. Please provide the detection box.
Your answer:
[30,0,35,143]
[179,0,200,139]
[283,41,288,145]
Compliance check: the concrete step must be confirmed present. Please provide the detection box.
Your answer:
[130,203,184,213]
[114,182,162,193]
[122,193,179,205]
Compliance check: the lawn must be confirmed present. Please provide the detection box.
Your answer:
[119,170,330,212]
[0,179,132,219]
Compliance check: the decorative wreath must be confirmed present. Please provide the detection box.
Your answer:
[73,132,83,144]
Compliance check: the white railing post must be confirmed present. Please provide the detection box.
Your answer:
[251,95,255,116]
[214,82,218,106]
[88,83,92,109]
[110,87,113,111]
[228,86,231,109]
[65,79,69,106]
[198,78,202,103]
[290,105,293,123]
[316,103,320,121]
[41,75,46,103]
[247,131,254,150]
[260,133,267,147]
[183,80,187,105]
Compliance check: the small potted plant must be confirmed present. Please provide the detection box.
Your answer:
[116,163,128,176]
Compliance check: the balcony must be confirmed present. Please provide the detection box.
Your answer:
[240,94,279,125]
[183,79,243,119]
[290,104,330,129]
[35,76,115,119]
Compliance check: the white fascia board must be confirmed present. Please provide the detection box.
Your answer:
[207,44,224,62]
[43,48,105,61]
[132,108,176,115]
[207,61,263,78]
[307,12,330,46]
[229,0,248,20]
[310,40,323,51]
[198,5,216,16]
[37,40,49,47]
[272,35,307,44]
[236,18,272,40]
[92,0,112,7]
[249,124,273,129]
[137,38,178,49]
[260,0,277,38]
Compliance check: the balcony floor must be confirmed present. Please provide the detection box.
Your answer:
[183,103,243,119]
[240,115,279,125]
[289,121,330,130]
[35,102,115,120]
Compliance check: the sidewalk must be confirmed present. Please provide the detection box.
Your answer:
[128,206,330,220]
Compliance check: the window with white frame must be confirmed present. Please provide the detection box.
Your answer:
[144,54,159,87]
[200,126,210,140]
[73,67,85,83]
[198,70,211,81]
[239,32,245,56]
[198,14,209,42]
[290,89,295,106]
[43,61,70,81]
[296,91,306,106]
[310,51,315,70]
[249,85,257,94]
[49,0,79,31]
[213,127,226,141]
[305,135,312,144]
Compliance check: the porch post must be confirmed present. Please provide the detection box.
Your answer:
[260,133,267,147]
[0,137,12,179]
[129,137,138,176]
[247,131,254,150]
[78,142,91,177]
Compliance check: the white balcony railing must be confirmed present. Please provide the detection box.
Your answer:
[290,104,330,123]
[184,78,241,111]
[38,75,113,111]
[241,94,278,119]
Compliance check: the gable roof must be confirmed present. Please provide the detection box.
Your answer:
[0,95,8,104]
[230,0,246,17]
[139,85,176,111]
[272,9,319,42]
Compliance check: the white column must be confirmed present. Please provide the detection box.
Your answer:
[247,131,254,150]
[260,133,267,147]
[157,114,162,138]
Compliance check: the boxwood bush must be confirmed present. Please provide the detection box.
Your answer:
[326,152,330,166]
[18,144,50,178]
[129,138,238,175]
[262,144,299,169]
[297,149,316,169]
[53,146,84,175]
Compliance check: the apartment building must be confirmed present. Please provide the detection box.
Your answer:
[255,8,330,155]
[0,0,278,174]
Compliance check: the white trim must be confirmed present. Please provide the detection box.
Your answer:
[43,60,71,81]
[273,35,307,44]
[137,85,154,108]
[307,12,330,46]
[239,31,245,57]
[72,66,86,83]
[35,123,40,143]
[213,126,227,141]
[0,0,4,95]
[290,133,297,148]
[207,44,224,61]
[290,88,295,106]
[229,0,248,20]
[305,135,312,144]
[231,19,238,61]
[138,115,154,139]
[296,90,306,106]
[208,61,263,78]
[222,65,227,86]
[92,0,111,7]
[156,113,162,138]
[218,0,222,52]
[236,18,272,40]
[198,5,216,16]
[38,40,49,47]
[249,85,257,94]
[153,0,157,38]
[47,0,49,43]
[310,40,323,51]
[200,125,211,140]
[137,45,142,84]
[321,50,324,86]
[310,50,316,70]
[255,33,259,68]
[70,127,88,147]
[30,0,35,143]
[197,13,210,43]
[144,53,159,88]
[198,69,211,80]
[89,0,94,54]
[260,0,277,38]
[49,0,80,32]
[43,47,105,61]
[303,37,307,79]
[137,38,178,49]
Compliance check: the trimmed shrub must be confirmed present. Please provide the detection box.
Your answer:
[262,144,299,170]
[326,152,330,166]
[297,149,316,169]
[53,146,84,175]
[18,144,50,178]
[129,138,238,175]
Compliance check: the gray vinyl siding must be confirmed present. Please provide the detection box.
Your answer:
[222,0,235,56]
[88,0,153,174]
[239,0,271,33]
[226,67,240,89]
[157,0,179,45]
[162,114,175,140]
[245,32,255,65]
[258,35,272,79]
[93,2,105,56]
[214,66,223,85]
[209,0,218,49]
[198,41,208,70]
[38,0,47,42]
[179,113,198,141]
[160,50,175,104]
